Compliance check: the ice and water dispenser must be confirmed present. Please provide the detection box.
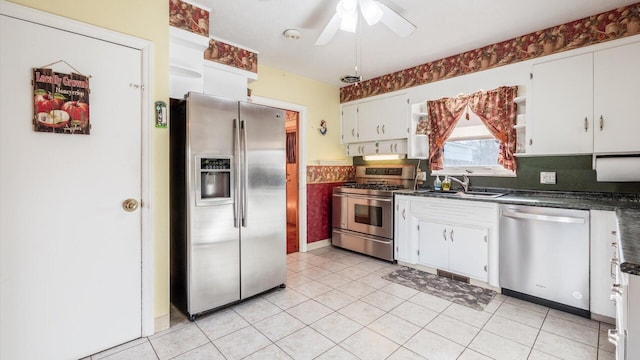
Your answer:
[196,156,232,205]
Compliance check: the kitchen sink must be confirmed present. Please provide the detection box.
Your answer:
[413,189,507,198]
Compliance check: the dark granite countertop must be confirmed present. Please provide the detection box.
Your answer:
[616,209,640,276]
[397,188,640,275]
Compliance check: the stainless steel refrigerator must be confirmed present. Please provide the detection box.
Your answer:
[170,92,286,320]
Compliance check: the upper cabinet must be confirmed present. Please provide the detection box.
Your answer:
[530,53,593,155]
[340,93,410,148]
[529,41,640,156]
[357,94,410,142]
[593,42,640,154]
[341,103,358,143]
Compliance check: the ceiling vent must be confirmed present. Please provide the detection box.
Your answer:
[340,74,362,84]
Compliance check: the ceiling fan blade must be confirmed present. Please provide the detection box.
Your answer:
[315,13,341,46]
[377,2,416,38]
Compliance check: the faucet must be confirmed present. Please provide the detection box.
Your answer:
[448,175,470,192]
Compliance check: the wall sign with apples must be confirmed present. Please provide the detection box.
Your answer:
[33,67,90,135]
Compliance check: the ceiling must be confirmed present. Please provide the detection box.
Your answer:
[201,0,638,88]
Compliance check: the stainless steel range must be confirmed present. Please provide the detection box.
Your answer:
[332,165,416,261]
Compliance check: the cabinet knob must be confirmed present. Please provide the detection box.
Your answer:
[382,125,385,134]
[450,229,454,242]
[600,115,604,131]
[442,229,447,241]
[376,125,380,134]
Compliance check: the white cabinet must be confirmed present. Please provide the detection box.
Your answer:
[394,195,415,263]
[590,210,617,319]
[346,140,406,157]
[400,197,498,285]
[346,142,376,157]
[341,93,410,157]
[358,94,409,142]
[530,41,640,156]
[341,103,358,143]
[418,220,489,281]
[593,42,640,154]
[530,53,593,155]
[378,139,407,154]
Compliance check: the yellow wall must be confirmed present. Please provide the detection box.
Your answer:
[249,65,348,164]
[8,0,171,324]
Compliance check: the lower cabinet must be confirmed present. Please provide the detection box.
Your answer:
[394,195,498,286]
[590,210,617,319]
[418,220,489,281]
[394,195,415,263]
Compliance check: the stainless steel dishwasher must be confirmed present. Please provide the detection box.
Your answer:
[499,204,590,317]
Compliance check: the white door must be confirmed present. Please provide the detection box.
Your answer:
[530,53,594,155]
[417,220,448,269]
[1,15,142,360]
[593,42,640,154]
[341,103,358,143]
[447,225,488,281]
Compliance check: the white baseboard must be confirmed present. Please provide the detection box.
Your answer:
[306,239,331,251]
[154,314,170,333]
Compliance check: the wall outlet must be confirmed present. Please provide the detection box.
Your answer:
[540,172,556,184]
[416,171,426,181]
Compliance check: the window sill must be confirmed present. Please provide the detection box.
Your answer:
[431,167,516,178]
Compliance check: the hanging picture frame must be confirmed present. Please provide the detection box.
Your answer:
[32,60,91,135]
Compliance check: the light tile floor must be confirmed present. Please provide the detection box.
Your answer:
[88,246,616,360]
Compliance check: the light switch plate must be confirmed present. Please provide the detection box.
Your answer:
[540,172,556,184]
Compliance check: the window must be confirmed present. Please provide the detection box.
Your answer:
[432,107,515,177]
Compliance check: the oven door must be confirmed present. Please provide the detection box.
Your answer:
[346,194,393,239]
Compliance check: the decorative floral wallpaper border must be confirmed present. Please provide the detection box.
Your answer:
[340,4,640,103]
[307,166,355,184]
[204,39,258,73]
[169,0,209,37]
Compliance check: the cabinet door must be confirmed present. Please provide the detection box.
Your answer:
[378,94,409,140]
[341,103,358,143]
[590,210,617,319]
[418,220,449,269]
[394,197,413,263]
[530,53,593,155]
[358,94,409,142]
[357,99,381,142]
[448,225,489,281]
[593,42,640,153]
[378,139,408,154]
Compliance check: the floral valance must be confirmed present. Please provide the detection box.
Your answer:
[418,86,518,171]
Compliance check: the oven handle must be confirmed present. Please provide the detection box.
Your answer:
[333,229,392,244]
[339,194,393,202]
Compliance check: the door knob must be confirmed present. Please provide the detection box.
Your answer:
[122,198,139,212]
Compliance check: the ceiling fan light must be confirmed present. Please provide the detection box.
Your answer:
[360,0,383,26]
[339,11,358,33]
[340,0,358,13]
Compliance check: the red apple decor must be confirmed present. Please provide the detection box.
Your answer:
[34,89,65,114]
[61,100,89,127]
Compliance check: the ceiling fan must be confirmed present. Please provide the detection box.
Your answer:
[315,0,416,45]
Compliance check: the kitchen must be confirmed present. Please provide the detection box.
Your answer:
[1,0,640,359]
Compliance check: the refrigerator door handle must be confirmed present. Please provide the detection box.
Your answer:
[241,119,248,227]
[233,119,240,228]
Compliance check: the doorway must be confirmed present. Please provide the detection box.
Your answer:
[285,110,299,253]
[0,4,153,359]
